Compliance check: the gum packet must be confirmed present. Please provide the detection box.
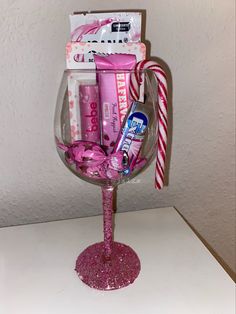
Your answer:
[113,101,149,174]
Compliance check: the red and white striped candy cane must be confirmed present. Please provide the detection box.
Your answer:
[130,60,168,190]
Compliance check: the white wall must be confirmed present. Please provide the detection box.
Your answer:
[0,1,235,272]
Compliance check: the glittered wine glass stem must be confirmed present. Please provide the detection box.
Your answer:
[102,186,114,261]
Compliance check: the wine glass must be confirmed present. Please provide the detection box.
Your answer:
[54,68,158,290]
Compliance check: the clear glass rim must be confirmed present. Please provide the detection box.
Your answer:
[64,68,152,74]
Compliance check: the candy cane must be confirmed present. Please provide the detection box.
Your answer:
[130,60,168,190]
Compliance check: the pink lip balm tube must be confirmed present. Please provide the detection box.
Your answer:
[79,84,101,144]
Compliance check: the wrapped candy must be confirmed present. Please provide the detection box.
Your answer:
[57,140,126,180]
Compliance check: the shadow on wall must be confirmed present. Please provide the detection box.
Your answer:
[0,185,101,228]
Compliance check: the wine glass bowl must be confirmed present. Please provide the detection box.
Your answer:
[54,68,158,290]
[55,69,157,187]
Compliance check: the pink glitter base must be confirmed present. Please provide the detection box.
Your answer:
[75,241,141,290]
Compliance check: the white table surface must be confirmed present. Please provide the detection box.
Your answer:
[0,207,235,314]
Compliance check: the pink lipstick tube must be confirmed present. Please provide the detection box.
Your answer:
[79,84,100,144]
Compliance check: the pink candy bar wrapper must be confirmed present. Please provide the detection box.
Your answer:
[79,84,100,144]
[94,54,136,153]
